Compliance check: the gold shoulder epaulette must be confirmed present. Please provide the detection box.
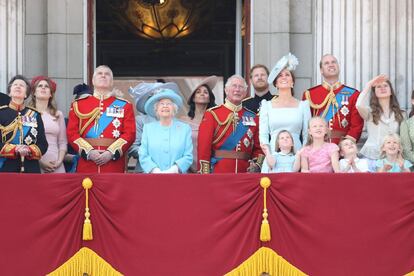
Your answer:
[242,96,253,102]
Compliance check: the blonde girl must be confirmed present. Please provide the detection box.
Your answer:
[376,133,412,172]
[300,117,340,172]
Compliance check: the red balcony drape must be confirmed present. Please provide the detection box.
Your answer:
[0,173,413,275]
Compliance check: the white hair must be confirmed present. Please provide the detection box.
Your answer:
[93,65,114,80]
[225,74,247,90]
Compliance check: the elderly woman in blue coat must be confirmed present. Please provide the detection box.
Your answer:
[139,87,193,173]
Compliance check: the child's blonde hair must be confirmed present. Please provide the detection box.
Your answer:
[274,130,295,153]
[380,133,402,158]
[305,116,331,146]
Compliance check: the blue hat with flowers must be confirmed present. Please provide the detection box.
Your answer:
[268,53,299,85]
[128,82,179,114]
[144,88,183,118]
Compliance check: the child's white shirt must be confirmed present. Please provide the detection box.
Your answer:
[339,157,369,172]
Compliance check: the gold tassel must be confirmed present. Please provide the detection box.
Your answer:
[47,247,123,275]
[82,177,93,241]
[260,177,271,242]
[224,246,308,276]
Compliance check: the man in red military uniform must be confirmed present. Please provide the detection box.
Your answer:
[198,75,264,173]
[303,54,363,144]
[67,65,136,173]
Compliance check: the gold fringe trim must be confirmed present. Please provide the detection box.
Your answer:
[225,247,307,276]
[82,178,93,241]
[404,271,414,276]
[260,177,271,242]
[47,247,123,276]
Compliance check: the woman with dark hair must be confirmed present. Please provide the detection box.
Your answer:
[29,76,67,173]
[180,76,217,172]
[400,89,414,167]
[0,75,48,173]
[356,74,405,167]
[259,53,311,172]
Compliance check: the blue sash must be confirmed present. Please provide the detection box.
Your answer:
[211,111,255,168]
[85,99,127,138]
[324,86,356,122]
[0,113,33,169]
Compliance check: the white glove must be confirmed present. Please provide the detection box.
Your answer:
[160,165,180,174]
[151,167,162,173]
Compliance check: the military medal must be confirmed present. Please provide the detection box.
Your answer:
[243,137,250,148]
[341,118,348,128]
[247,129,253,139]
[24,136,33,145]
[112,118,121,128]
[340,106,349,116]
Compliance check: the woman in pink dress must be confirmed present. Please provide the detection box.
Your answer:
[180,76,217,173]
[29,76,67,173]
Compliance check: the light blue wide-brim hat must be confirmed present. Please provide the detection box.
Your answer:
[268,53,299,85]
[144,88,183,118]
[128,82,179,114]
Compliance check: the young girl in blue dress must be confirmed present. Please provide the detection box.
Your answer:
[376,133,412,172]
[268,130,301,173]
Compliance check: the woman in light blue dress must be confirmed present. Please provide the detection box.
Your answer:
[260,53,311,172]
[139,88,193,173]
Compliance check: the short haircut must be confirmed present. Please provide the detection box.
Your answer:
[249,64,269,79]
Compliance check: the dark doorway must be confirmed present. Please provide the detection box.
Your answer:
[96,0,236,80]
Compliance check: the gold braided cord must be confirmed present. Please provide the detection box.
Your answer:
[305,90,332,110]
[209,110,235,145]
[73,101,101,119]
[79,112,100,135]
[73,101,101,135]
[210,110,233,126]
[320,92,338,119]
[0,118,19,143]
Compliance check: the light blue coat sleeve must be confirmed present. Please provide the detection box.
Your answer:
[138,123,158,173]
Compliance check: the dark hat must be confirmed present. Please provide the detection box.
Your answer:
[73,83,92,99]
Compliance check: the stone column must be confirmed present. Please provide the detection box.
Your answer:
[24,0,85,115]
[314,0,413,110]
[0,0,24,93]
[252,0,314,97]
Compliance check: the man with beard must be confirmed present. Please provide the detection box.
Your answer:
[303,54,363,144]
[242,64,273,113]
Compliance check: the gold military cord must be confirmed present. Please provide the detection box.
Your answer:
[210,111,234,145]
[73,101,101,135]
[305,83,341,125]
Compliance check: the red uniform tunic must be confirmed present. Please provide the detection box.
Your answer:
[303,82,363,144]
[197,101,264,173]
[67,94,136,173]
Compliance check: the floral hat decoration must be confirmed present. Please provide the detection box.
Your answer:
[267,53,299,85]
